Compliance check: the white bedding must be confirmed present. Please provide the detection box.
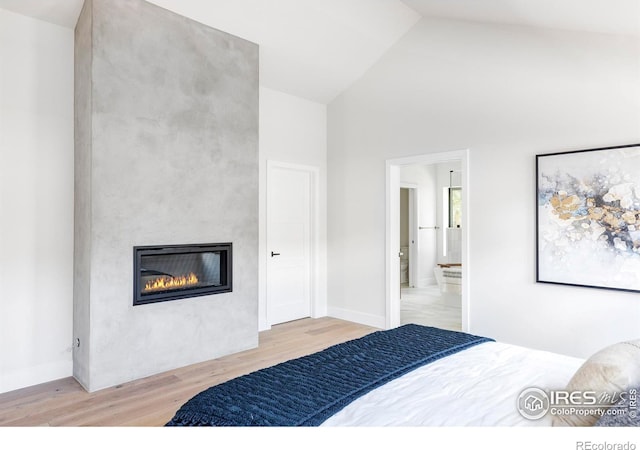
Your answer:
[321,341,584,426]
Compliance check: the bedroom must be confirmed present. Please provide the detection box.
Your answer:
[0,0,639,445]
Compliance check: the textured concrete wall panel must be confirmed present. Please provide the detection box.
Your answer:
[75,0,258,391]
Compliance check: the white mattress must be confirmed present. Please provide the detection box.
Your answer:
[321,341,584,426]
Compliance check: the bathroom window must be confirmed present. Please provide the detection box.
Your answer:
[448,187,462,228]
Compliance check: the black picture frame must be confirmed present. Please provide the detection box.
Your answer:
[536,143,640,293]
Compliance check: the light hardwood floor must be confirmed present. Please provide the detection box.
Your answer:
[0,317,377,427]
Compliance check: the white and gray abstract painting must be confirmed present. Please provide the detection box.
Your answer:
[537,144,640,291]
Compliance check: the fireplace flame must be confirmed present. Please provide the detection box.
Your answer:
[144,272,199,292]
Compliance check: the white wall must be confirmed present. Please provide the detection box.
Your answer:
[259,87,327,330]
[0,10,74,394]
[328,18,640,358]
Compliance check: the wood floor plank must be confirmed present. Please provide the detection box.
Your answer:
[0,318,376,427]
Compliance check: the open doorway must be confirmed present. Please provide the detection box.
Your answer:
[399,163,462,331]
[385,150,469,332]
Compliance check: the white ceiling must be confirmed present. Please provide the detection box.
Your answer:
[1,0,638,104]
[0,0,83,29]
[146,0,420,104]
[403,0,640,37]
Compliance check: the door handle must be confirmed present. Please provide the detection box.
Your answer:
[271,251,281,257]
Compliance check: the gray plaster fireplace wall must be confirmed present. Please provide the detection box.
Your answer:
[74,0,259,392]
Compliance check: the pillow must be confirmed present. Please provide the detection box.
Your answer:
[552,339,640,427]
[595,385,639,427]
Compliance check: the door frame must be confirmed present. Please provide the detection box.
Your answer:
[263,160,321,329]
[385,149,470,331]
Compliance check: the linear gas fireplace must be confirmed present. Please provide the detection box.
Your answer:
[133,243,232,305]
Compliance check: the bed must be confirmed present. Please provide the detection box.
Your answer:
[165,324,637,427]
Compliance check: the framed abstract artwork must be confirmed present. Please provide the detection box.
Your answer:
[536,143,640,292]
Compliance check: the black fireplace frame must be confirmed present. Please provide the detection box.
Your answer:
[133,243,232,306]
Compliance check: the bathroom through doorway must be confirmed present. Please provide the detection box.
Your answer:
[386,150,468,332]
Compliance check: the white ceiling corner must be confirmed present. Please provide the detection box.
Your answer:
[0,0,83,28]
[402,0,640,37]
[145,0,421,103]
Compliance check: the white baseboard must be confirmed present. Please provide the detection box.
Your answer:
[327,306,386,329]
[1,360,72,395]
[258,320,271,332]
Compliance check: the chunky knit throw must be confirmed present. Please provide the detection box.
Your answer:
[166,324,492,426]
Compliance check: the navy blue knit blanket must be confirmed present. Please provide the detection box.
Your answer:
[166,324,493,426]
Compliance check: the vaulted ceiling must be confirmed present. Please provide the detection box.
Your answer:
[1,0,638,103]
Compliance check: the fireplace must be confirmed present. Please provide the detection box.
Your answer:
[133,243,232,305]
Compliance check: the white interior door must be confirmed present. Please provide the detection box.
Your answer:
[407,187,418,288]
[267,163,312,325]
